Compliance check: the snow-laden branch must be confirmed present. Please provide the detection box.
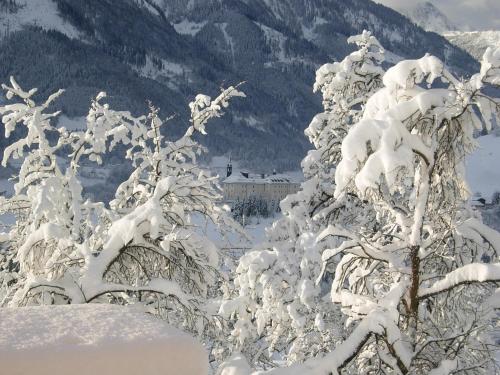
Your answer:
[253,310,411,375]
[186,84,246,137]
[318,225,402,267]
[419,263,500,298]
[221,31,386,366]
[457,218,500,254]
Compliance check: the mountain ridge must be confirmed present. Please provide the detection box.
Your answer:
[0,0,479,170]
[385,1,458,34]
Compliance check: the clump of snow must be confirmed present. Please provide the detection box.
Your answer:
[57,115,86,131]
[0,304,208,375]
[217,352,252,375]
[420,262,500,298]
[0,0,80,39]
[382,54,443,90]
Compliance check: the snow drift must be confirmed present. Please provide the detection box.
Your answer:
[0,304,208,375]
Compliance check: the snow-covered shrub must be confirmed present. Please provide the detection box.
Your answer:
[220,31,386,366]
[257,46,500,375]
[0,77,245,336]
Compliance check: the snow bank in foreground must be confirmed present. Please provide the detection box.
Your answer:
[0,304,208,375]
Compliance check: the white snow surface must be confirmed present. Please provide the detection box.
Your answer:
[301,17,328,42]
[466,134,500,200]
[255,22,315,67]
[218,23,236,68]
[191,212,278,252]
[0,304,208,375]
[0,0,80,39]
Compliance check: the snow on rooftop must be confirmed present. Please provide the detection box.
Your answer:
[0,304,208,375]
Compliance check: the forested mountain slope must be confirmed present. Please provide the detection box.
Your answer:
[0,0,478,169]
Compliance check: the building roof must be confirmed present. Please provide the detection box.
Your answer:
[223,172,299,184]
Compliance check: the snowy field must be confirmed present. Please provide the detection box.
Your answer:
[0,304,208,375]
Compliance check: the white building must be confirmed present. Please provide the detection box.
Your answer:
[222,162,300,205]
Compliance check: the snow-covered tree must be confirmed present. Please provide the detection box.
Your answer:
[257,47,500,375]
[0,79,90,304]
[0,77,245,335]
[220,31,386,366]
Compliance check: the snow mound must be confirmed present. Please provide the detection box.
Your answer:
[0,304,208,375]
[217,352,252,375]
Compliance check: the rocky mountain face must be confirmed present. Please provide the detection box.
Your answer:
[393,1,457,34]
[0,0,478,170]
